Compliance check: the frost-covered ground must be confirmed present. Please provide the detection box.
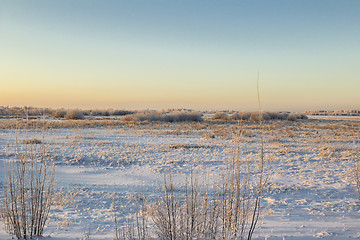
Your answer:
[0,119,359,239]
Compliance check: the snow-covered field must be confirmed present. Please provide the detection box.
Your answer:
[0,119,359,239]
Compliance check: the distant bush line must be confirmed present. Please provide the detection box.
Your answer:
[212,111,308,122]
[123,111,204,122]
[0,106,135,119]
[0,106,310,123]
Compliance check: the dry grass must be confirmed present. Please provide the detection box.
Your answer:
[22,138,42,145]
[353,140,360,201]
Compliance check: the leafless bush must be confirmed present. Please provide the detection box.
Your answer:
[213,112,229,121]
[125,111,203,123]
[110,110,135,116]
[150,173,215,240]
[287,114,298,121]
[219,128,269,239]
[267,112,287,120]
[90,109,110,116]
[65,109,84,120]
[287,113,309,121]
[238,112,251,121]
[1,139,55,239]
[215,112,254,121]
[250,112,270,122]
[53,109,67,119]
[229,113,241,121]
[168,112,203,122]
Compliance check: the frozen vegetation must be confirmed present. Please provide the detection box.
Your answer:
[0,113,360,239]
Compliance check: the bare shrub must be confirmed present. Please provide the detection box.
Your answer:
[213,112,228,121]
[250,111,270,122]
[90,109,110,116]
[219,129,269,239]
[53,109,66,119]
[267,112,287,120]
[110,110,135,116]
[1,140,55,239]
[287,113,308,121]
[229,113,241,121]
[128,111,203,123]
[65,109,84,120]
[168,112,203,122]
[228,112,252,121]
[239,112,251,121]
[287,114,298,121]
[150,173,217,240]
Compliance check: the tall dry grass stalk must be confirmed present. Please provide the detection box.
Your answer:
[353,139,360,201]
[354,161,360,201]
[114,194,148,240]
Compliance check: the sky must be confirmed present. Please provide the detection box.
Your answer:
[0,0,359,111]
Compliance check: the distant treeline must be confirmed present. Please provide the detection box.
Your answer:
[305,110,360,116]
[0,106,308,122]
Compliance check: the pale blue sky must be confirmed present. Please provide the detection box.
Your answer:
[1,0,359,111]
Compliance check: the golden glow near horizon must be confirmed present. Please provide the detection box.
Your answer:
[1,1,359,111]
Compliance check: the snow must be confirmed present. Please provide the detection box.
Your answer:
[0,119,359,239]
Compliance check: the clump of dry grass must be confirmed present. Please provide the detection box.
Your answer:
[167,143,211,149]
[23,137,42,145]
